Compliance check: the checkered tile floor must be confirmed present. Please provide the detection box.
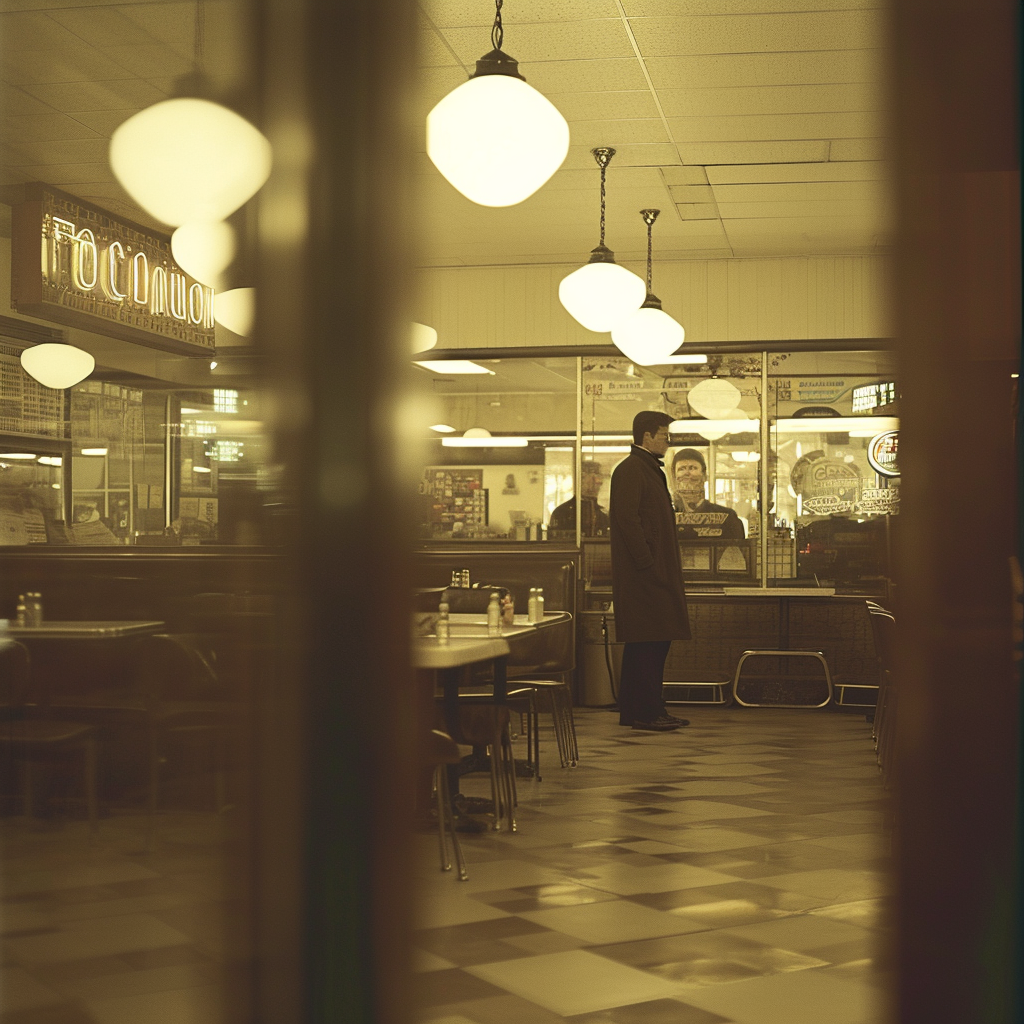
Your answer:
[413,706,895,1024]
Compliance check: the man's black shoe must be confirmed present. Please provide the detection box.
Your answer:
[631,718,682,732]
[662,713,690,727]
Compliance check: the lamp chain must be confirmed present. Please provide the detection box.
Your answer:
[194,0,205,71]
[599,162,607,247]
[491,0,504,51]
[640,208,660,292]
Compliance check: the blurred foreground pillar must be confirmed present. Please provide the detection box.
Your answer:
[891,0,1020,1021]
[252,0,418,1022]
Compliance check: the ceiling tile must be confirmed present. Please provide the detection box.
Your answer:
[46,7,162,48]
[645,50,881,90]
[830,137,886,161]
[1,111,100,141]
[707,160,885,184]
[0,10,80,49]
[421,0,621,28]
[21,77,166,113]
[658,82,881,118]
[525,58,649,93]
[0,44,137,85]
[712,180,884,203]
[628,11,882,58]
[660,165,709,186]
[717,199,880,219]
[622,0,882,12]
[675,140,830,164]
[418,27,463,69]
[69,108,140,136]
[668,184,714,203]
[0,82,55,115]
[438,19,634,66]
[16,161,113,184]
[674,202,720,220]
[547,90,660,121]
[667,111,880,143]
[96,44,191,78]
[4,137,108,165]
[569,118,670,147]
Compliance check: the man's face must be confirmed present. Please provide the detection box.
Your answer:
[581,468,603,499]
[643,426,671,457]
[674,459,706,496]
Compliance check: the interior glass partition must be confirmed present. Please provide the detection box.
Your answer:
[767,350,899,597]
[413,356,578,542]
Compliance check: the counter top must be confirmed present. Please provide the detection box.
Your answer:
[2,620,166,638]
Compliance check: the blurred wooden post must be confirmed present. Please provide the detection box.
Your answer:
[891,0,1021,1020]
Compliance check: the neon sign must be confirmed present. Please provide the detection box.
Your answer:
[11,185,215,355]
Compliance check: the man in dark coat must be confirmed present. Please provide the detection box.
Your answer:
[610,410,691,731]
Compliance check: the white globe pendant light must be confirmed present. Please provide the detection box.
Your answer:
[214,288,255,337]
[612,209,685,364]
[411,322,438,354]
[559,148,646,333]
[110,98,272,227]
[171,221,237,288]
[20,343,95,390]
[426,1,569,207]
[688,376,742,420]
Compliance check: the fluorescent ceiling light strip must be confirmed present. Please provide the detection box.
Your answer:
[414,360,495,374]
[669,419,759,433]
[441,436,528,447]
[771,416,899,434]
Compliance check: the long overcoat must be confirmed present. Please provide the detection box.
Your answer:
[609,446,691,643]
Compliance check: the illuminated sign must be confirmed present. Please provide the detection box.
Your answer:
[867,430,900,477]
[852,381,897,413]
[11,184,215,355]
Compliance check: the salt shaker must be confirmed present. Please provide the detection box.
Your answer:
[436,600,450,645]
[527,588,538,623]
[486,591,502,636]
[531,587,545,623]
[15,594,26,627]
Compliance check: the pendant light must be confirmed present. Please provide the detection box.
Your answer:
[171,221,237,288]
[688,376,742,420]
[426,0,569,207]
[611,209,685,364]
[559,148,646,333]
[109,1,272,227]
[20,343,95,390]
[213,288,255,337]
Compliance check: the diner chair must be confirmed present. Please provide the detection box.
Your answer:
[0,638,99,834]
[456,686,541,779]
[422,728,468,880]
[506,677,578,769]
[439,701,517,832]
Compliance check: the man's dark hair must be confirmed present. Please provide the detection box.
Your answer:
[631,410,674,445]
[672,448,707,475]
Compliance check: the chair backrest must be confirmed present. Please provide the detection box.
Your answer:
[868,606,896,674]
[0,638,30,709]
[128,633,221,705]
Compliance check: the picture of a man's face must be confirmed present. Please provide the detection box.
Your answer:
[674,459,706,496]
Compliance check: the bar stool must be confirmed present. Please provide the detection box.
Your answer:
[0,638,99,834]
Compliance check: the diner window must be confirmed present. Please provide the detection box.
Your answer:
[768,351,899,597]
[581,354,762,581]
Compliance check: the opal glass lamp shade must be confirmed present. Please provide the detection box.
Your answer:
[411,322,438,354]
[611,305,685,365]
[427,75,569,207]
[20,344,95,390]
[213,288,255,337]
[559,261,646,333]
[171,221,237,288]
[110,98,273,226]
[687,377,742,420]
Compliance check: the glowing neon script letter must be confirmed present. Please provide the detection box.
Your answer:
[100,241,127,301]
[71,229,98,292]
[132,252,149,305]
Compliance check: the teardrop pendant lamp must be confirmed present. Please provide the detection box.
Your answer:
[559,148,646,333]
[426,0,569,207]
[611,209,685,364]
[20,343,95,390]
[109,1,272,226]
